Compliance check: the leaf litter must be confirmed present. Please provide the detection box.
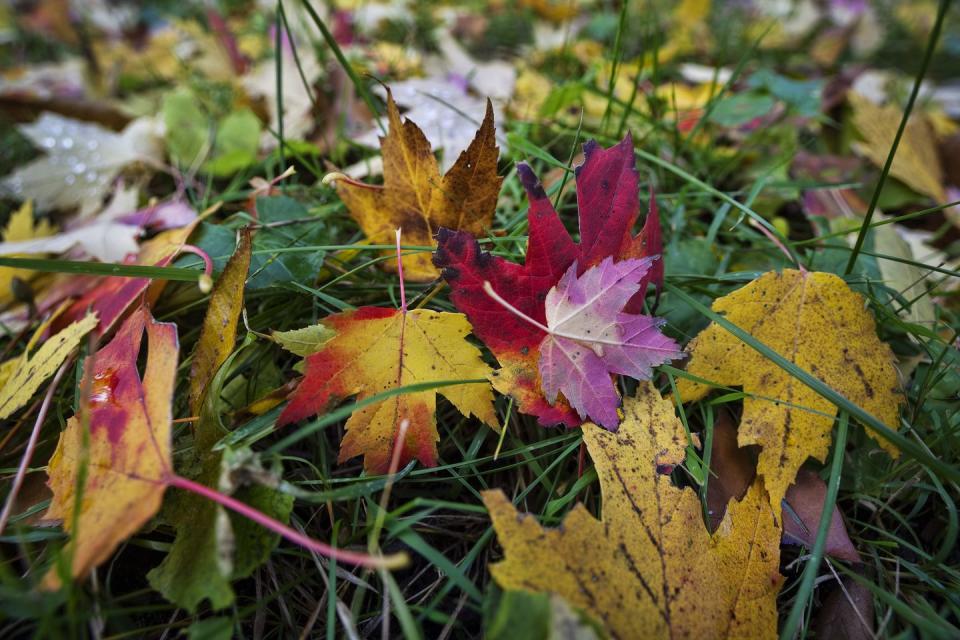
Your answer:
[0,2,958,638]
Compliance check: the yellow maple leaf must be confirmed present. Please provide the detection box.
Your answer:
[334,91,502,281]
[0,200,54,304]
[485,382,782,639]
[0,311,97,420]
[849,92,946,202]
[279,307,498,473]
[43,308,178,587]
[676,269,902,513]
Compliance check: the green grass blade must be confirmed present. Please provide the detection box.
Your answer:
[0,256,203,281]
[779,412,848,640]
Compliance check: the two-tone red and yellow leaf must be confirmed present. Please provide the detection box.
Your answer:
[484,383,782,639]
[434,134,663,427]
[278,307,497,473]
[44,307,178,587]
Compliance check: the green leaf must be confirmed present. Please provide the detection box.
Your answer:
[273,323,336,356]
[147,347,294,612]
[748,69,823,117]
[162,89,210,167]
[484,589,604,640]
[186,617,234,640]
[203,109,261,177]
[707,92,775,127]
[248,196,327,289]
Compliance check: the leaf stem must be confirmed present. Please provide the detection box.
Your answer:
[844,0,950,275]
[166,473,408,570]
[481,281,551,334]
[779,412,849,639]
[396,229,407,314]
[481,280,675,351]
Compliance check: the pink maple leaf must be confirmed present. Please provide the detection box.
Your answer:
[484,256,681,429]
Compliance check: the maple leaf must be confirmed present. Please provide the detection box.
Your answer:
[277,306,498,473]
[675,269,902,514]
[491,257,681,428]
[434,134,663,427]
[354,76,510,173]
[484,382,782,639]
[335,89,502,281]
[43,307,178,587]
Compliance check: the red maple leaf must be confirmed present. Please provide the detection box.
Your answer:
[433,134,663,427]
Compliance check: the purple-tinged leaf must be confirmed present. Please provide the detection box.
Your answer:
[540,335,620,429]
[537,257,681,429]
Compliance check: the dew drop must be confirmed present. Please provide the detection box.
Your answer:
[89,369,119,406]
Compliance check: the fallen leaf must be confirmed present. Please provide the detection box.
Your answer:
[0,113,164,215]
[53,221,201,337]
[355,79,507,173]
[188,229,251,417]
[435,31,516,102]
[338,90,502,281]
[484,382,782,639]
[812,576,875,640]
[43,307,177,586]
[162,89,261,176]
[849,92,946,202]
[278,306,498,473]
[434,135,663,428]
[485,590,603,640]
[189,195,325,290]
[0,312,98,420]
[242,43,321,149]
[148,236,292,612]
[273,323,335,357]
[534,257,680,428]
[162,88,210,168]
[675,269,902,513]
[0,200,54,304]
[783,469,861,563]
[705,409,756,531]
[0,219,140,263]
[520,0,581,22]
